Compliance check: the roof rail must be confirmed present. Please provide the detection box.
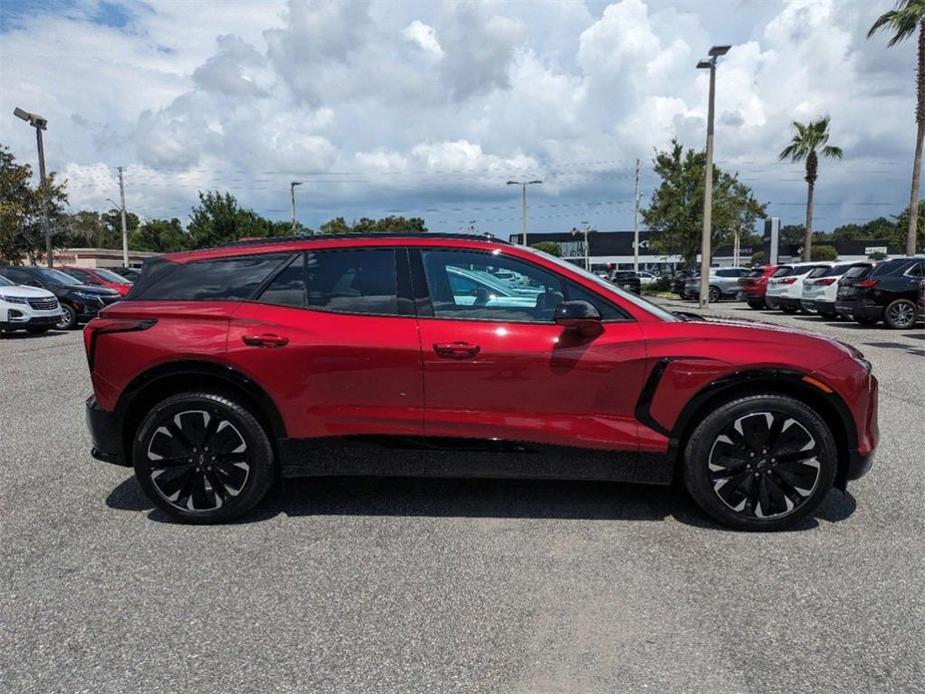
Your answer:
[219,232,510,248]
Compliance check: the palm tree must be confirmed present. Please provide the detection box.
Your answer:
[869,1,925,256]
[779,117,843,261]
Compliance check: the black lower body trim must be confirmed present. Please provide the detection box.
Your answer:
[278,436,672,485]
[86,396,129,467]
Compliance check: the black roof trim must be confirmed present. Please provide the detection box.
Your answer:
[219,232,510,249]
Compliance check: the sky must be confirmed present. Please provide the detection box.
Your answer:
[0,0,916,236]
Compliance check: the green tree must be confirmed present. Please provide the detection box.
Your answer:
[751,250,767,265]
[642,139,767,264]
[811,245,838,261]
[530,241,562,257]
[131,217,189,252]
[187,191,270,248]
[318,216,351,234]
[868,250,888,261]
[0,144,69,264]
[98,208,140,249]
[893,199,925,251]
[63,211,104,247]
[779,116,843,261]
[869,1,925,255]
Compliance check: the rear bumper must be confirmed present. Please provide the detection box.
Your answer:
[801,299,834,313]
[777,297,802,309]
[86,396,129,467]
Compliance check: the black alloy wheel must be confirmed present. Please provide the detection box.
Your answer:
[132,392,275,523]
[883,299,916,330]
[708,286,721,303]
[684,394,837,531]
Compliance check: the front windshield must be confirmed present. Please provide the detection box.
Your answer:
[35,268,81,285]
[522,245,679,321]
[92,267,132,284]
[0,275,14,287]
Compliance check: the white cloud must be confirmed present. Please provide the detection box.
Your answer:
[0,0,917,232]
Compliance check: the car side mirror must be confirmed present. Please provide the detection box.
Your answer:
[554,300,602,335]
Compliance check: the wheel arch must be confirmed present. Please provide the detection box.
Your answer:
[117,360,287,463]
[667,368,858,489]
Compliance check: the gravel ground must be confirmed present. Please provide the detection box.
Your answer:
[1,305,923,693]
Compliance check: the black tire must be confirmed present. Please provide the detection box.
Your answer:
[746,299,765,310]
[708,286,721,303]
[780,305,799,314]
[56,304,78,330]
[854,315,878,326]
[883,299,917,330]
[132,392,276,523]
[26,325,53,334]
[819,311,838,320]
[683,394,837,532]
[678,291,688,300]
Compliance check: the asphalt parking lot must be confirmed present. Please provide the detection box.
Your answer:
[1,306,923,693]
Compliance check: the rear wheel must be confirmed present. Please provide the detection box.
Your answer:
[883,299,916,330]
[708,286,721,303]
[746,299,765,310]
[819,310,838,320]
[683,394,837,531]
[56,304,78,330]
[780,305,799,314]
[132,392,276,523]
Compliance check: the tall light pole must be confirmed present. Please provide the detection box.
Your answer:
[13,107,52,266]
[696,45,730,309]
[507,179,542,245]
[633,158,641,272]
[117,166,128,266]
[290,181,303,233]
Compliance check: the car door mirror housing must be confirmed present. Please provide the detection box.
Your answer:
[554,300,602,335]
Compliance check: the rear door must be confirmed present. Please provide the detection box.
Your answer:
[226,247,424,440]
[414,247,647,451]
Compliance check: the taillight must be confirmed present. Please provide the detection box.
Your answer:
[85,318,156,371]
[815,278,837,286]
[778,277,798,285]
[856,279,878,288]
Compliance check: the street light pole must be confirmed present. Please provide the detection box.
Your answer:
[13,107,52,266]
[507,180,542,245]
[117,166,128,267]
[633,158,641,272]
[696,46,730,309]
[290,181,303,233]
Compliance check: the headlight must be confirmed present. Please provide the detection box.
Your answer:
[0,293,28,304]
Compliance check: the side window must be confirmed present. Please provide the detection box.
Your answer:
[307,248,400,316]
[906,261,924,278]
[258,253,306,308]
[2,268,33,284]
[716,269,734,278]
[135,253,291,301]
[64,268,93,282]
[421,249,565,323]
[562,280,628,320]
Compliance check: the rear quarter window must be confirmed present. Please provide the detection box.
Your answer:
[131,253,292,301]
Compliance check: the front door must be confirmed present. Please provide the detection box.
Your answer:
[227,248,424,441]
[414,248,647,451]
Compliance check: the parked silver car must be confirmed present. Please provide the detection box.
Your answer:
[684,267,751,302]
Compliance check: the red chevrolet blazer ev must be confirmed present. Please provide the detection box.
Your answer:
[84,233,878,530]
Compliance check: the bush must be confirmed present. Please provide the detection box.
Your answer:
[751,251,766,265]
[810,245,838,261]
[868,250,887,261]
[530,241,562,257]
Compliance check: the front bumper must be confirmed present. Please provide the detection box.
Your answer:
[0,313,61,329]
[86,396,130,467]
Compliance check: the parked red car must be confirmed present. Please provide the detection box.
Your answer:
[739,265,778,309]
[84,234,877,530]
[60,266,133,296]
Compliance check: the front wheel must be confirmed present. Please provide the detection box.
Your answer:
[683,394,837,531]
[708,286,721,303]
[56,304,78,330]
[132,392,276,523]
[883,299,917,330]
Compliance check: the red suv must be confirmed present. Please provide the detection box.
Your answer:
[739,265,778,309]
[84,234,878,530]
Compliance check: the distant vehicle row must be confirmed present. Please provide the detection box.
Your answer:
[0,266,127,331]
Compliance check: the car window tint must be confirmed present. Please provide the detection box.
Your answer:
[872,259,909,277]
[421,249,565,323]
[807,266,829,279]
[791,266,815,276]
[1,268,34,284]
[843,265,871,279]
[771,267,792,277]
[307,248,399,315]
[64,268,93,282]
[258,253,306,308]
[135,253,291,301]
[908,261,924,278]
[562,280,628,320]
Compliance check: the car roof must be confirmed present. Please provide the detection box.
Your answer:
[162,232,510,264]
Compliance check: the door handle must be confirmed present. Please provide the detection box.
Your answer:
[433,342,480,359]
[242,334,289,348]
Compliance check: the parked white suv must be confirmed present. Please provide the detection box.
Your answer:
[801,261,872,319]
[0,274,63,335]
[766,262,834,313]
